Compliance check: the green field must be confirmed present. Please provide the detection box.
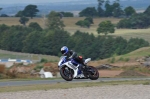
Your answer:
[119,47,150,58]
[106,47,150,61]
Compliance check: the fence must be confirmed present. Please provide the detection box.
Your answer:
[0,49,60,63]
[0,59,32,63]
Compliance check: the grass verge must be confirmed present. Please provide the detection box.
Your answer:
[0,80,149,93]
[0,78,62,82]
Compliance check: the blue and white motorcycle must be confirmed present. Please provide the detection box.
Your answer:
[58,56,99,81]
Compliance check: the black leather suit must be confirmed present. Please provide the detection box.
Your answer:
[63,50,84,65]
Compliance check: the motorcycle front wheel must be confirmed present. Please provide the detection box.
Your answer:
[60,66,74,81]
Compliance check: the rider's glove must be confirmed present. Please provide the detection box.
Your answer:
[68,56,72,60]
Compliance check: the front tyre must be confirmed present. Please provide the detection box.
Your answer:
[60,66,74,81]
[87,66,99,80]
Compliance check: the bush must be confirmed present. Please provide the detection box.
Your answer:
[29,22,42,31]
[5,70,17,79]
[0,64,5,73]
[118,57,124,61]
[34,65,44,72]
[107,58,111,62]
[143,82,150,85]
[75,20,84,27]
[0,73,7,79]
[75,19,91,28]
[118,57,130,62]
[110,57,116,63]
[0,74,2,78]
[125,58,130,62]
[59,12,74,17]
[40,58,48,63]
[84,17,94,24]
[136,67,150,74]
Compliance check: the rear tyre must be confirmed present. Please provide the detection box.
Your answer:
[87,66,99,80]
[60,66,74,81]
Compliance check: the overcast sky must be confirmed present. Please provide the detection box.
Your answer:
[0,0,79,4]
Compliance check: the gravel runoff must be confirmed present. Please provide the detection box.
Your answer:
[0,85,150,99]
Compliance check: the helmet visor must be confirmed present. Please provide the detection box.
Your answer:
[61,50,66,54]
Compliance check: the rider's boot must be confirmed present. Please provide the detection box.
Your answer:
[79,63,86,71]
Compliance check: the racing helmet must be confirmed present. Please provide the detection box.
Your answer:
[61,46,68,55]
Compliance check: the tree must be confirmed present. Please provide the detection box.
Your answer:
[23,5,39,19]
[97,0,105,17]
[104,0,113,17]
[97,20,115,36]
[117,19,131,29]
[0,24,9,34]
[46,11,65,30]
[0,24,9,48]
[113,7,124,17]
[79,7,97,17]
[84,17,94,24]
[0,14,9,17]
[15,11,24,17]
[59,12,74,17]
[0,8,2,15]
[113,37,127,55]
[75,17,93,28]
[117,13,150,29]
[29,22,42,31]
[125,38,149,53]
[0,25,31,51]
[19,16,29,26]
[112,0,124,17]
[22,31,43,53]
[75,20,90,28]
[83,20,91,28]
[124,6,136,17]
[75,20,85,27]
[97,0,104,7]
[36,30,70,55]
[0,8,2,12]
[144,5,150,16]
[129,13,150,29]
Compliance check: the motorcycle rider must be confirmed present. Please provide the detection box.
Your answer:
[60,46,86,70]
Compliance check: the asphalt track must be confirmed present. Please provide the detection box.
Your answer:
[0,77,150,87]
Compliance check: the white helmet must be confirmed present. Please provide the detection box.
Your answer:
[61,46,68,55]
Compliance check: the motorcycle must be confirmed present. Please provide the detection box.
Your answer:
[58,56,99,81]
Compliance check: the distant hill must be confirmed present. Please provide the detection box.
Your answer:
[0,0,149,16]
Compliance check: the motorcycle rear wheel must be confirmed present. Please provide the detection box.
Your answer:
[87,66,99,80]
[60,66,74,81]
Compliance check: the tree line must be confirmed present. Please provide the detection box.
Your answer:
[117,5,150,29]
[0,23,149,60]
[0,0,140,18]
[78,1,150,29]
[79,0,136,18]
[0,2,150,60]
[1,1,150,30]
